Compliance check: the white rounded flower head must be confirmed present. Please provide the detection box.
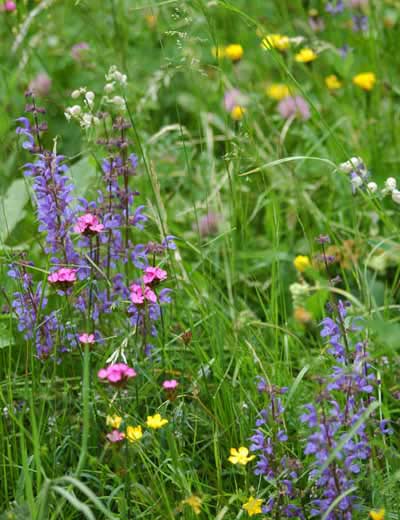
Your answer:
[392,189,400,204]
[385,177,397,191]
[339,156,363,173]
[367,182,378,193]
[85,91,95,106]
[104,82,115,94]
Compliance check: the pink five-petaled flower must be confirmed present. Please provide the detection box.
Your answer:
[48,268,77,290]
[143,266,167,285]
[106,430,125,443]
[79,333,95,344]
[74,213,105,235]
[98,363,137,385]
[162,379,179,390]
[129,283,157,305]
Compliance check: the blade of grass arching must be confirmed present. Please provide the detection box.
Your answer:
[75,344,91,476]
[27,387,43,495]
[308,400,379,489]
[321,486,357,520]
[19,430,37,517]
[51,485,95,520]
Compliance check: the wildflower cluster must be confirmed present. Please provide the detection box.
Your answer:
[11,68,174,361]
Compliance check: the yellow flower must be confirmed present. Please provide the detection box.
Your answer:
[295,48,318,63]
[212,46,226,59]
[106,415,122,429]
[262,34,290,51]
[224,44,244,62]
[265,83,290,100]
[370,509,385,520]
[243,496,263,516]
[182,495,202,515]
[146,413,168,429]
[353,72,376,91]
[294,307,312,324]
[325,74,342,90]
[145,14,157,29]
[228,446,255,465]
[231,105,246,121]
[126,425,143,443]
[293,255,311,272]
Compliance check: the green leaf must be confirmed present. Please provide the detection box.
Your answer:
[0,179,29,242]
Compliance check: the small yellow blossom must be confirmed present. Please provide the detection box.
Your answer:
[231,105,246,121]
[146,413,168,429]
[262,34,290,51]
[369,509,385,520]
[325,74,342,90]
[353,72,376,91]
[224,44,244,62]
[212,46,226,59]
[228,446,255,465]
[106,415,122,429]
[295,48,318,63]
[243,496,263,516]
[182,495,202,515]
[265,83,290,100]
[126,425,143,443]
[293,255,311,272]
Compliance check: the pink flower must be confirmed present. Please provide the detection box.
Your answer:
[3,1,16,12]
[197,212,220,237]
[98,363,137,385]
[129,283,157,304]
[79,333,95,344]
[143,266,167,285]
[74,213,105,235]
[28,73,52,98]
[162,379,179,390]
[106,430,125,443]
[71,42,90,62]
[224,89,246,112]
[278,95,311,121]
[48,268,77,289]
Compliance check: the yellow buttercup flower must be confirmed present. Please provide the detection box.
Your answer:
[182,495,202,515]
[224,44,244,62]
[231,105,246,121]
[243,496,263,516]
[295,48,318,63]
[146,413,168,429]
[294,255,311,272]
[126,425,143,443]
[145,14,157,29]
[325,74,342,90]
[353,72,376,91]
[369,509,385,520]
[266,83,290,100]
[106,415,122,429]
[262,34,290,51]
[228,446,255,465]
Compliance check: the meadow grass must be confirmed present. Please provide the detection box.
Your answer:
[1,1,400,519]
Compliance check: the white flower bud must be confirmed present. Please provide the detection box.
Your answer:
[111,95,125,107]
[70,105,82,117]
[392,189,400,204]
[71,90,81,99]
[385,177,397,191]
[85,91,95,106]
[339,156,363,173]
[104,82,115,94]
[81,113,93,129]
[367,182,378,193]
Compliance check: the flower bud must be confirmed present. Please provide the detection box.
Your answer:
[392,189,400,204]
[385,177,397,191]
[367,182,378,193]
